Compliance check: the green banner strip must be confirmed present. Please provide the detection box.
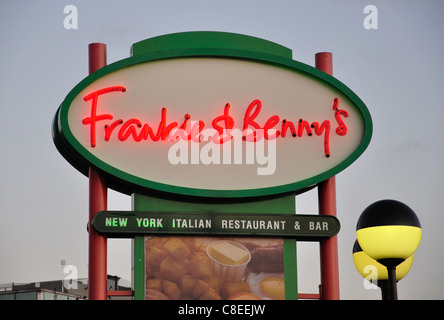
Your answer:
[92,211,340,240]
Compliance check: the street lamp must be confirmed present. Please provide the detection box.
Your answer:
[352,239,414,299]
[356,199,421,300]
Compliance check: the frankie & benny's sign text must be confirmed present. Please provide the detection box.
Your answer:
[82,86,349,158]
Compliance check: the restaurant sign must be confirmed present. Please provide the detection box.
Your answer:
[53,32,372,198]
[92,211,340,240]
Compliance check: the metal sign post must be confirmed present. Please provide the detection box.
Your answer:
[316,52,340,300]
[87,43,108,300]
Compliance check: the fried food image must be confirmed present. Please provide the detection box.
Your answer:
[163,237,191,261]
[221,281,251,299]
[189,254,212,278]
[144,236,284,300]
[248,245,284,273]
[159,255,185,281]
[179,275,197,297]
[228,292,262,300]
[192,279,210,298]
[259,276,285,300]
[146,289,169,300]
[145,246,168,266]
[162,280,182,300]
[146,278,162,292]
[199,287,221,300]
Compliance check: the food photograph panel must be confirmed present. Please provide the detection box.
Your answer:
[144,236,286,300]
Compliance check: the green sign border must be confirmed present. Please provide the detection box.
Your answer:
[53,31,372,198]
[92,211,340,240]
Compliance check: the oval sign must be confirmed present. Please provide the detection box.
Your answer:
[53,32,372,198]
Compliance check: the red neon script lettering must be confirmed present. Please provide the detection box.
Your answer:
[311,120,331,157]
[114,108,181,142]
[333,98,348,136]
[243,99,280,141]
[81,87,348,158]
[82,86,126,147]
[281,119,297,138]
[212,103,235,143]
[243,99,262,141]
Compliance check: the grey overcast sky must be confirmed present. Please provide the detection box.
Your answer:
[1,0,443,299]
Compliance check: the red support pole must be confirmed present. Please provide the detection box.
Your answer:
[316,52,340,300]
[89,43,107,75]
[88,43,108,300]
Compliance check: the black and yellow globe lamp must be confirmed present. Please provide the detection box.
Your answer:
[356,199,421,299]
[352,239,414,299]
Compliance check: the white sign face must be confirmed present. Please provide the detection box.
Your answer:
[55,54,372,198]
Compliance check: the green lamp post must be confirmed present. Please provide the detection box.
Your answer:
[356,200,421,300]
[352,240,414,299]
